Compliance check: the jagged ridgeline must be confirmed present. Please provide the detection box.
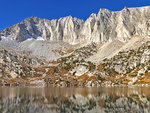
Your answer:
[1,6,150,43]
[0,6,150,86]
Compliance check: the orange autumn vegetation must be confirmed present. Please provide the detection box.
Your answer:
[77,73,97,83]
[46,66,58,75]
[97,64,104,71]
[61,69,68,76]
[49,60,59,64]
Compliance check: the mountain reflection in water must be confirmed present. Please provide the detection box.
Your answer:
[0,86,150,113]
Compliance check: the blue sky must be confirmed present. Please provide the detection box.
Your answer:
[0,0,150,30]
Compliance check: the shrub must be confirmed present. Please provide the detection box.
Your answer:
[97,76,105,81]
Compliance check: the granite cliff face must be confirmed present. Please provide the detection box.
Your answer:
[0,16,84,44]
[1,6,150,44]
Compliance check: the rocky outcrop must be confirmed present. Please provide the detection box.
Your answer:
[0,49,46,80]
[0,6,150,44]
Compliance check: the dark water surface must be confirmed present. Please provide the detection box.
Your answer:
[0,86,150,113]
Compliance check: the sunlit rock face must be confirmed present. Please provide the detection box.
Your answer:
[0,16,84,44]
[0,6,150,44]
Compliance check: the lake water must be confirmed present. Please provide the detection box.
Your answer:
[0,86,150,113]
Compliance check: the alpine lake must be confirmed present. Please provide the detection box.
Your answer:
[0,86,150,113]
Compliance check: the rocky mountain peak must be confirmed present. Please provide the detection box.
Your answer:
[0,6,150,44]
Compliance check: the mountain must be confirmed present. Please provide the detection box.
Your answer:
[1,6,150,44]
[0,6,150,86]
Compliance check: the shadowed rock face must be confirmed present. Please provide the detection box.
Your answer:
[0,6,150,44]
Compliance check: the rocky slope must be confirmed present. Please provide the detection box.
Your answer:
[42,41,150,86]
[0,6,150,86]
[0,40,149,86]
[0,48,47,86]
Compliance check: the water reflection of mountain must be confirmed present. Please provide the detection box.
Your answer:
[0,87,150,113]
